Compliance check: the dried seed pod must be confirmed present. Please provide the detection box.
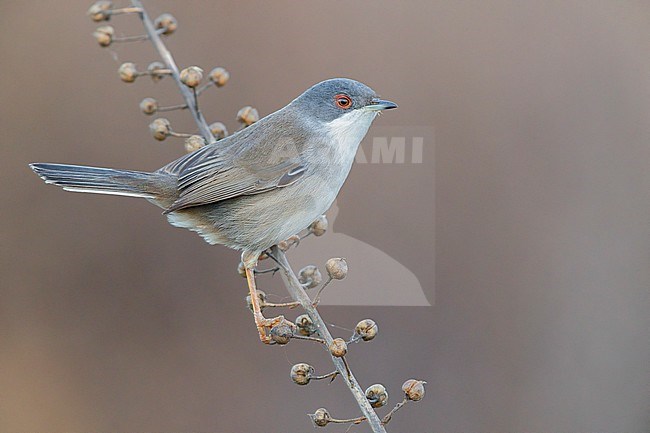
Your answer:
[298,265,322,289]
[208,67,230,87]
[147,61,167,82]
[354,319,378,341]
[270,323,293,345]
[295,314,316,336]
[245,290,267,312]
[237,261,247,278]
[365,383,389,408]
[93,25,114,47]
[88,1,112,22]
[139,97,158,115]
[184,135,205,153]
[325,257,348,280]
[118,62,138,83]
[149,118,171,141]
[328,338,347,358]
[208,122,228,140]
[154,13,178,35]
[237,106,259,126]
[290,363,314,385]
[179,66,203,88]
[308,215,328,236]
[402,379,426,401]
[277,239,290,251]
[310,408,331,427]
[296,313,316,336]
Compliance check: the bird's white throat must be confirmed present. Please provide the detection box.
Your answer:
[324,109,377,165]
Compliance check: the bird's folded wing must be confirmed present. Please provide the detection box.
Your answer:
[161,143,305,213]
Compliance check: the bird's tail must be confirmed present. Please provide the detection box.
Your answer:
[29,163,166,200]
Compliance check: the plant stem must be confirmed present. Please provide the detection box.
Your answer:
[272,246,387,433]
[131,0,216,143]
[130,3,387,430]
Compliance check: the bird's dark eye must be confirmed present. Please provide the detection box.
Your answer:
[335,94,352,109]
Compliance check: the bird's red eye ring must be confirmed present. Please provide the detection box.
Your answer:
[335,94,352,109]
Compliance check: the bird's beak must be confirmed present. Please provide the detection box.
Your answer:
[365,98,398,111]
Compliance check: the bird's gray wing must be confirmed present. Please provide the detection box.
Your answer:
[160,139,305,213]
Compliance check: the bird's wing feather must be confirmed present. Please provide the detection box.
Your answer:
[159,133,305,213]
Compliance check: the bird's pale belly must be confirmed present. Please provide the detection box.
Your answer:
[166,171,342,253]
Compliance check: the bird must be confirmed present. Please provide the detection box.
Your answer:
[30,78,397,342]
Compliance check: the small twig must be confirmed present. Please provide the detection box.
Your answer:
[113,28,166,43]
[196,81,214,96]
[263,300,300,309]
[330,415,367,425]
[291,334,326,345]
[254,266,280,275]
[131,0,215,143]
[139,68,173,76]
[312,370,339,382]
[192,87,200,113]
[158,103,188,112]
[113,34,150,42]
[107,6,142,16]
[313,277,333,305]
[272,246,387,433]
[168,131,193,138]
[381,397,408,425]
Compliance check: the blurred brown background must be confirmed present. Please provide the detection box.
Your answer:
[1,1,649,432]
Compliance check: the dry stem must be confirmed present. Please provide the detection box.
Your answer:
[272,246,387,433]
[131,0,215,143]
[132,2,387,431]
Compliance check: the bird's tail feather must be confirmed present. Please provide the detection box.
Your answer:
[29,163,160,199]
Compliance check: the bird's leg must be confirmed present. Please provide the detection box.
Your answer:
[242,251,289,344]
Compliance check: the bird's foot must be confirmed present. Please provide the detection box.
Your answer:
[254,313,295,344]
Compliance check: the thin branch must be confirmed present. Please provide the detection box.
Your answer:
[272,246,388,433]
[381,397,408,425]
[128,3,389,431]
[131,0,216,143]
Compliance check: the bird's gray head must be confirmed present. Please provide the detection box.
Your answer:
[291,78,397,124]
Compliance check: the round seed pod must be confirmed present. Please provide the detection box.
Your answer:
[402,379,426,401]
[184,135,205,153]
[277,239,290,252]
[149,118,171,141]
[325,258,348,280]
[237,262,247,278]
[179,66,203,88]
[245,290,267,312]
[365,383,389,408]
[298,265,322,289]
[308,215,328,236]
[354,319,378,341]
[270,323,293,345]
[154,13,178,35]
[147,61,167,82]
[118,62,138,83]
[208,67,230,87]
[328,338,347,358]
[87,1,112,22]
[290,363,314,385]
[93,25,114,47]
[296,314,317,336]
[208,122,228,140]
[310,408,331,427]
[139,97,158,115]
[237,106,259,126]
